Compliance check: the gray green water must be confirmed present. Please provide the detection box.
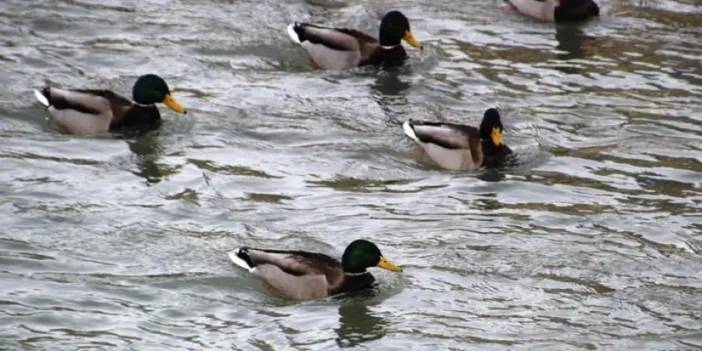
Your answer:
[1,0,701,350]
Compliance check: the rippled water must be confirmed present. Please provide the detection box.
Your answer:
[1,0,701,349]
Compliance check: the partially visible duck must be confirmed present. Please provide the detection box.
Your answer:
[34,74,186,134]
[505,0,599,22]
[403,108,513,170]
[287,10,422,69]
[228,239,402,300]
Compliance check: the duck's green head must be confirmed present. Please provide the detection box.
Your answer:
[379,11,422,49]
[132,74,187,114]
[480,108,505,146]
[342,239,402,274]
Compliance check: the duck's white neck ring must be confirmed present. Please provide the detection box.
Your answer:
[381,44,400,50]
[133,101,155,107]
[344,271,371,277]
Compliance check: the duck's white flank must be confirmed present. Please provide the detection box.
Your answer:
[34,89,50,107]
[287,24,301,44]
[228,249,256,272]
[403,121,419,142]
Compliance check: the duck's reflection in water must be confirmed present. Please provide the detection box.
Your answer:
[370,68,412,125]
[335,290,388,348]
[555,24,595,63]
[123,131,178,184]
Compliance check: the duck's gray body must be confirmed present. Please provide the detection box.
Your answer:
[403,120,483,171]
[34,87,156,134]
[229,247,373,300]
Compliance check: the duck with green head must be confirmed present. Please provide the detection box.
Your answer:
[403,108,513,170]
[287,10,422,69]
[228,239,402,300]
[33,74,187,134]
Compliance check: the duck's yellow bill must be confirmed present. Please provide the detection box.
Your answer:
[377,257,402,272]
[163,94,187,114]
[491,127,504,146]
[403,31,422,49]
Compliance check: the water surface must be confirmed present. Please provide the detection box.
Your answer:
[1,0,701,349]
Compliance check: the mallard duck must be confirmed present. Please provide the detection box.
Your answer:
[228,239,402,300]
[33,74,186,134]
[286,10,422,69]
[505,0,599,22]
[403,108,513,170]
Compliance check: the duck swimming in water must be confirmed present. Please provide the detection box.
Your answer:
[403,108,513,171]
[228,239,402,300]
[34,74,186,134]
[287,10,422,69]
[505,0,599,22]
